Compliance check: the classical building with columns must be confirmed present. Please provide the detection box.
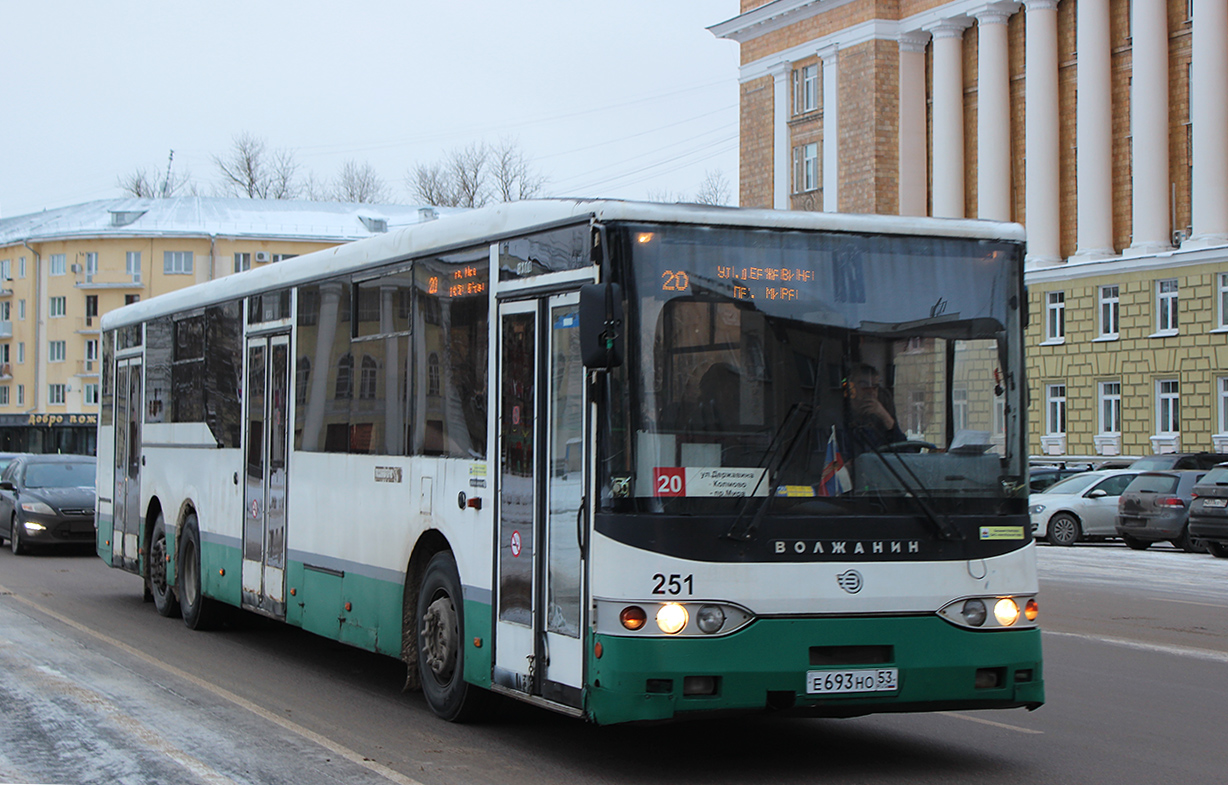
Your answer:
[712,0,1228,458]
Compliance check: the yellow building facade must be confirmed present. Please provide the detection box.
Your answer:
[0,197,442,453]
[712,0,1228,458]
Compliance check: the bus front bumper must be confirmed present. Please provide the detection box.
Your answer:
[586,615,1043,725]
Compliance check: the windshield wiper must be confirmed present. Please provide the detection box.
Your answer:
[724,402,815,541]
[853,433,963,541]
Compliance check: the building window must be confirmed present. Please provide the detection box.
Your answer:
[1099,381,1122,434]
[1156,278,1179,333]
[50,254,66,276]
[0,302,8,321]
[1219,377,1228,434]
[17,385,24,405]
[334,353,353,399]
[1157,379,1180,433]
[84,383,99,405]
[125,294,140,305]
[49,341,66,362]
[952,386,968,432]
[793,64,818,114]
[0,386,7,406]
[793,143,819,193]
[1046,384,1067,435]
[17,299,24,320]
[273,253,297,263]
[84,251,98,282]
[17,343,24,364]
[86,295,98,323]
[127,251,142,283]
[48,384,66,405]
[1046,291,1065,341]
[0,259,9,281]
[234,252,251,273]
[1099,285,1119,338]
[49,296,66,318]
[18,257,26,278]
[86,339,98,371]
[359,355,378,399]
[163,251,194,275]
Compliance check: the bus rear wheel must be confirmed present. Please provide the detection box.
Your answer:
[416,551,487,722]
[179,515,221,630]
[149,514,180,617]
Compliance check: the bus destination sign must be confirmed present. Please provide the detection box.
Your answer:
[662,265,818,302]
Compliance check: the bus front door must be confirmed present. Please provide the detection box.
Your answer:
[112,358,142,570]
[241,333,291,618]
[495,292,586,710]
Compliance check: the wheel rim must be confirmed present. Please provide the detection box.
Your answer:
[421,591,459,684]
[150,533,168,595]
[1051,517,1077,544]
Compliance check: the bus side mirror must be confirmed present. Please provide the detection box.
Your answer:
[580,283,624,369]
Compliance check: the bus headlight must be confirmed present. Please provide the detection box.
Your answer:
[695,605,725,634]
[994,598,1020,626]
[961,599,987,627]
[938,595,1039,630]
[656,603,688,634]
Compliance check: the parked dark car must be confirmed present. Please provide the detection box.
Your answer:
[1188,463,1228,558]
[1029,464,1090,493]
[1116,470,1207,552]
[0,454,97,555]
[1129,453,1228,470]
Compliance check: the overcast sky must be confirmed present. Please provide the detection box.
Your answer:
[0,1,742,218]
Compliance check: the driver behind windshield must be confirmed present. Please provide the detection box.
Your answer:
[847,363,905,452]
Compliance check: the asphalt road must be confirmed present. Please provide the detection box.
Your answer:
[1,542,1226,785]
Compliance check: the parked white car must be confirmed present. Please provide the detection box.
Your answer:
[1028,469,1141,546]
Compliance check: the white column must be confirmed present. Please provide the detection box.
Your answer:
[1190,0,1228,244]
[929,19,971,219]
[819,44,839,212]
[1024,0,1061,265]
[974,7,1014,221]
[1074,0,1114,258]
[1129,0,1171,253]
[771,62,792,210]
[898,32,930,216]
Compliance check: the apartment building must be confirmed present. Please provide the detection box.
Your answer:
[711,0,1228,456]
[0,197,444,454]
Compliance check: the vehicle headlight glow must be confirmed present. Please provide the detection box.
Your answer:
[1028,504,1044,515]
[655,603,688,634]
[994,598,1021,626]
[961,599,987,627]
[22,521,47,532]
[1024,598,1040,622]
[21,500,55,515]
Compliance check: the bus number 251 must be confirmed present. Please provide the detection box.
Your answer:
[652,573,694,595]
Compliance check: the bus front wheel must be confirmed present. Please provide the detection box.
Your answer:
[416,551,487,722]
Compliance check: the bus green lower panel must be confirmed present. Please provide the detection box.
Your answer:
[282,560,404,658]
[587,616,1043,725]
[463,600,493,689]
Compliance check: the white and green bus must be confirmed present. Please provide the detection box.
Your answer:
[97,200,1043,724]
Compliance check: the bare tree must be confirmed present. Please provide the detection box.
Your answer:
[492,138,546,202]
[330,159,390,204]
[646,188,690,204]
[406,140,543,207]
[214,132,302,199]
[117,164,194,198]
[693,169,732,206]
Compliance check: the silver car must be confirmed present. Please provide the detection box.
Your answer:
[1028,469,1140,546]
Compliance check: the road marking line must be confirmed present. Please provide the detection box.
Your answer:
[1044,629,1228,664]
[0,583,426,785]
[939,712,1044,735]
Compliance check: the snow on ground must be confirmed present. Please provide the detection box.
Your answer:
[1036,541,1228,603]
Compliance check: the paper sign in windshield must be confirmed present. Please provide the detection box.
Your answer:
[653,467,769,497]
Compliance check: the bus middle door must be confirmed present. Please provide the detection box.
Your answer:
[495,292,586,711]
[112,357,142,570]
[241,333,290,619]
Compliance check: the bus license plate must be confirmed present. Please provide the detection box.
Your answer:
[807,668,898,695]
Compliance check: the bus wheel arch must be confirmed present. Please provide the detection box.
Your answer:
[145,499,180,618]
[414,548,488,721]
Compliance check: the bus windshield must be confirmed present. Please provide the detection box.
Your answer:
[604,223,1025,521]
